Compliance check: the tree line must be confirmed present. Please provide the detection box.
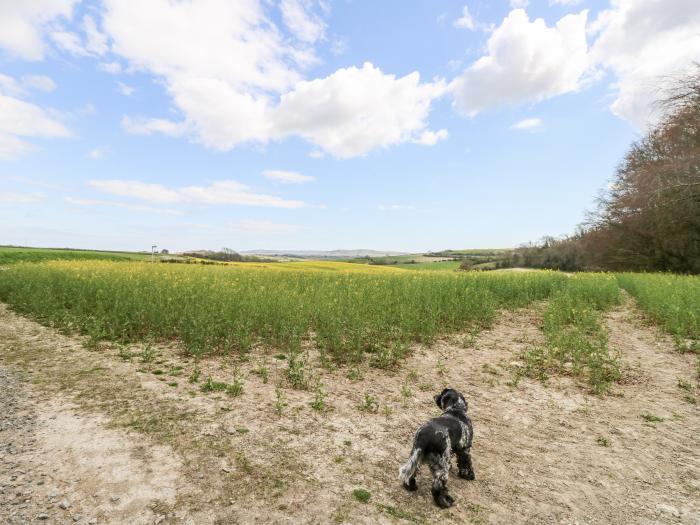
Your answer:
[510,68,700,274]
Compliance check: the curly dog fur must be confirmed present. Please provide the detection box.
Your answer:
[398,388,475,508]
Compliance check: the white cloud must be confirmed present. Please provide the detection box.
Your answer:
[451,9,589,116]
[64,196,183,215]
[100,1,444,158]
[454,6,476,31]
[280,0,326,43]
[511,117,543,130]
[88,180,182,203]
[88,179,312,209]
[262,170,314,184]
[22,74,56,92]
[274,63,447,158]
[51,30,88,56]
[82,15,108,55]
[0,1,76,61]
[550,0,582,5]
[377,204,415,211]
[99,61,122,74]
[0,191,46,204]
[0,74,24,96]
[87,146,108,159]
[117,82,135,96]
[415,129,449,146]
[0,80,71,159]
[121,116,186,137]
[227,219,301,235]
[180,180,309,208]
[589,0,700,128]
[510,0,529,7]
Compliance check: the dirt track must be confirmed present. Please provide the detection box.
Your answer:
[1,300,698,524]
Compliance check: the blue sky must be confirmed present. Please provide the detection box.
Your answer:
[1,0,699,253]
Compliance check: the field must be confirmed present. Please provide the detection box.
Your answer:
[0,246,181,264]
[394,260,462,271]
[1,260,699,524]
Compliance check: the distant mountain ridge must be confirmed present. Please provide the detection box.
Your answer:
[241,249,409,258]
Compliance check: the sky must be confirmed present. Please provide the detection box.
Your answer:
[1,0,699,253]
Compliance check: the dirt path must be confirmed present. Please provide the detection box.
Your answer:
[0,300,698,524]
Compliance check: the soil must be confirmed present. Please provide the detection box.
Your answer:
[0,298,698,525]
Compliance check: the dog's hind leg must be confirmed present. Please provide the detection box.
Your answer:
[427,451,453,508]
[456,447,475,480]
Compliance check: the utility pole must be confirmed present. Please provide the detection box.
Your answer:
[151,244,157,263]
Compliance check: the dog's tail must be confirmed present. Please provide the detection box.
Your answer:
[398,447,422,483]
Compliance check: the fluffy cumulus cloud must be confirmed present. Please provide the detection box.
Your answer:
[280,0,327,43]
[0,76,70,160]
[451,9,589,116]
[589,0,700,128]
[0,0,76,60]
[88,179,311,209]
[275,63,447,157]
[97,0,445,157]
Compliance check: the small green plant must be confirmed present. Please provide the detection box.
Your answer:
[352,488,371,504]
[188,365,201,384]
[436,360,448,376]
[254,361,269,384]
[117,344,134,361]
[358,393,379,413]
[382,405,393,418]
[641,413,664,423]
[167,381,178,387]
[311,383,327,412]
[152,369,164,375]
[346,366,363,381]
[287,351,309,390]
[274,386,287,417]
[140,342,155,363]
[678,378,692,392]
[596,436,610,447]
[235,426,249,434]
[400,384,412,405]
[200,376,228,393]
[333,455,345,464]
[226,369,244,397]
[406,369,418,383]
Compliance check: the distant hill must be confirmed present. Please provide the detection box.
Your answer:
[241,249,408,259]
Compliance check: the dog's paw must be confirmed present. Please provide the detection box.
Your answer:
[459,470,475,481]
[435,494,454,508]
[403,478,418,491]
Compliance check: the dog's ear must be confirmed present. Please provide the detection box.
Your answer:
[434,388,451,409]
[460,393,469,412]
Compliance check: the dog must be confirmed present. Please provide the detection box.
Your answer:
[398,388,474,508]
